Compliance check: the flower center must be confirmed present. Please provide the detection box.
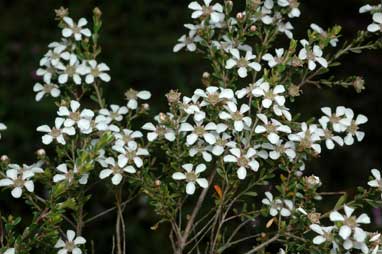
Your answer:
[51,128,62,138]
[231,112,243,121]
[185,172,197,182]
[13,178,24,188]
[237,156,248,167]
[90,68,100,77]
[66,65,76,76]
[207,93,220,105]
[348,121,359,134]
[69,111,81,122]
[125,89,138,100]
[65,241,76,251]
[194,126,205,136]
[237,58,249,68]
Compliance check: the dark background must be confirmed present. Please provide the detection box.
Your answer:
[0,0,381,253]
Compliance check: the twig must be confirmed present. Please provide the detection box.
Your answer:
[243,233,279,254]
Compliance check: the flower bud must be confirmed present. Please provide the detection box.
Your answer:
[36,148,46,157]
[154,179,161,187]
[54,6,69,20]
[93,7,102,19]
[166,90,181,104]
[250,25,257,33]
[288,85,301,97]
[225,0,233,13]
[1,155,9,163]
[142,103,150,111]
[352,76,365,93]
[304,175,321,188]
[307,212,321,224]
[202,72,211,86]
[236,12,245,21]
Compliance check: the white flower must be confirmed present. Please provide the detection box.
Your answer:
[262,48,285,68]
[368,169,382,198]
[219,102,252,132]
[3,248,15,254]
[99,157,136,185]
[273,104,292,121]
[179,120,222,145]
[33,82,61,101]
[62,17,91,41]
[114,129,143,148]
[194,86,234,107]
[341,109,368,145]
[56,54,85,85]
[124,89,151,110]
[181,96,205,121]
[224,147,260,179]
[94,114,120,133]
[0,169,35,198]
[212,35,252,53]
[82,60,111,84]
[262,192,294,217]
[36,62,56,84]
[0,122,7,140]
[278,21,294,39]
[330,205,370,241]
[188,0,224,24]
[172,163,208,195]
[53,164,88,185]
[288,123,324,154]
[367,13,382,33]
[251,2,274,25]
[255,114,291,144]
[277,0,301,18]
[212,132,235,156]
[319,106,348,133]
[225,48,261,78]
[99,104,128,122]
[55,230,86,254]
[310,23,339,47]
[37,117,75,145]
[298,40,328,70]
[310,224,335,245]
[142,122,175,142]
[8,163,44,175]
[251,80,286,109]
[319,120,344,150]
[173,31,202,52]
[57,100,94,133]
[189,141,213,162]
[113,143,149,171]
[262,140,296,161]
[39,45,68,67]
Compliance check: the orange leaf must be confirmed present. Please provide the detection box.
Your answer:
[214,185,223,199]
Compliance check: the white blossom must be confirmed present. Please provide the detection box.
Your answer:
[53,164,88,185]
[330,205,370,241]
[262,140,296,161]
[368,169,382,199]
[99,104,128,122]
[278,21,294,39]
[172,163,208,195]
[82,60,111,84]
[219,102,251,132]
[255,114,291,144]
[251,80,286,109]
[189,141,213,162]
[55,230,86,254]
[262,48,285,68]
[310,224,335,245]
[212,132,235,156]
[3,248,15,254]
[33,82,61,101]
[39,44,68,67]
[0,168,35,198]
[179,120,223,145]
[194,86,234,107]
[99,157,136,185]
[142,122,175,142]
[319,120,344,150]
[288,123,324,154]
[36,62,56,84]
[56,54,86,85]
[319,106,348,133]
[124,89,151,110]
[62,17,91,41]
[188,0,224,24]
[277,0,301,18]
[37,117,75,145]
[367,13,382,33]
[225,49,261,78]
[114,129,143,148]
[262,192,294,217]
[298,40,328,70]
[310,23,339,47]
[113,143,149,171]
[224,147,260,179]
[173,30,202,52]
[57,100,94,133]
[340,109,368,145]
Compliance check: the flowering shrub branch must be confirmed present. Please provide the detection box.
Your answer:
[0,1,382,254]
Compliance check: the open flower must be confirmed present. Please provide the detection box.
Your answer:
[277,0,301,18]
[172,163,208,195]
[219,102,251,132]
[53,164,88,185]
[113,143,149,171]
[142,122,175,142]
[124,89,151,110]
[33,82,61,102]
[341,109,368,145]
[173,31,202,52]
[99,104,128,122]
[224,147,260,179]
[368,169,382,199]
[99,157,136,185]
[319,106,348,133]
[179,120,221,145]
[255,114,291,144]
[251,81,286,109]
[188,0,224,24]
[310,23,339,47]
[82,60,111,84]
[262,48,285,68]
[62,17,91,41]
[56,54,85,85]
[298,40,328,70]
[367,13,382,33]
[57,100,94,133]
[55,230,86,254]
[225,49,261,78]
[288,123,324,154]
[0,168,35,198]
[310,224,335,245]
[330,205,370,241]
[37,117,75,145]
[262,192,294,217]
